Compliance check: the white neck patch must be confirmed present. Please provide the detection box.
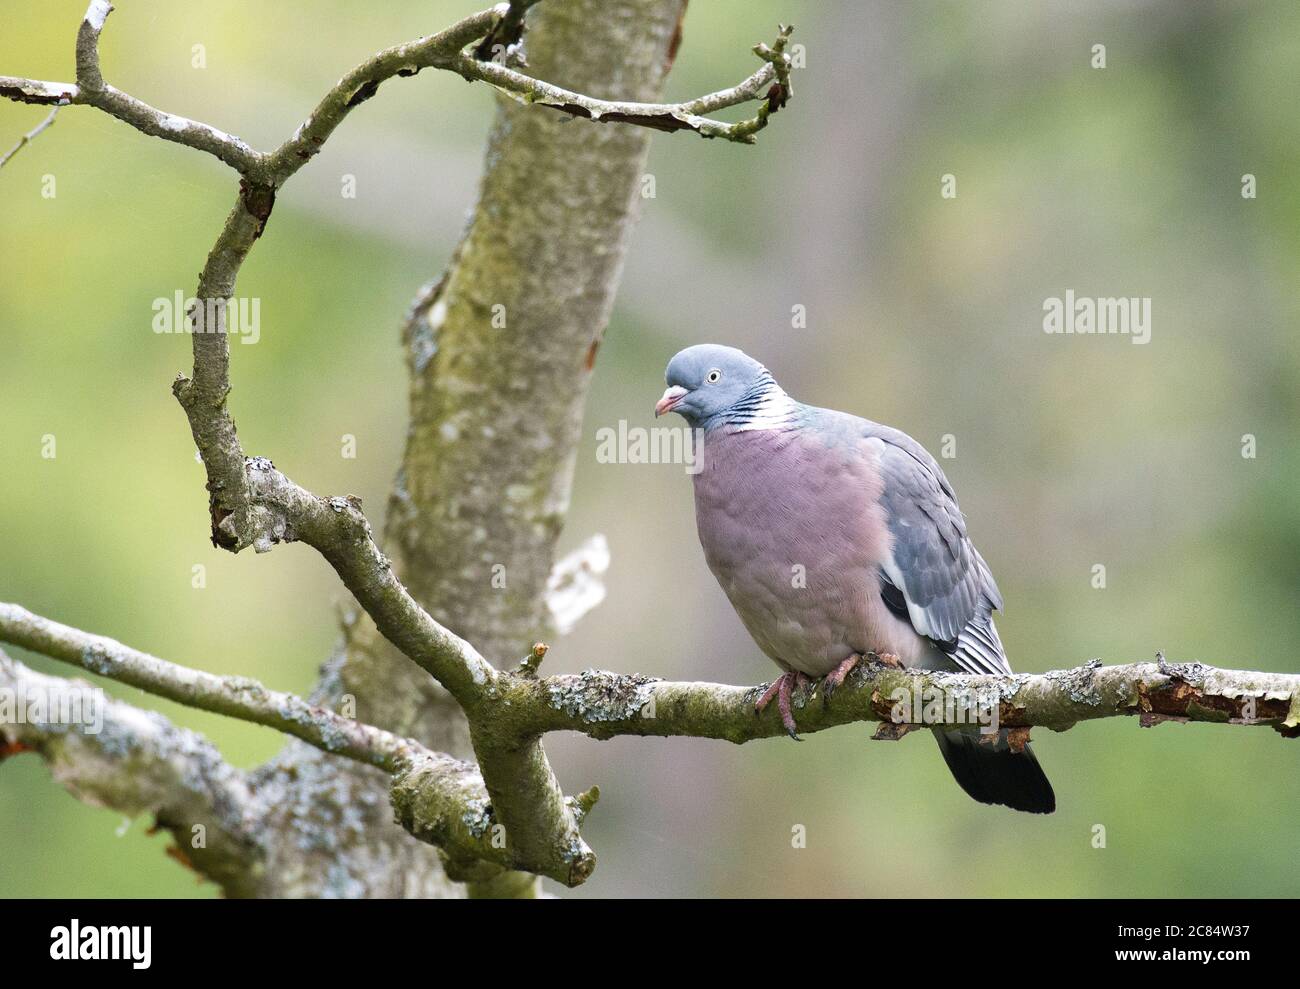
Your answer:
[729,386,799,432]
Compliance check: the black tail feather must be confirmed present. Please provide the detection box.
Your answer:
[933,729,1056,814]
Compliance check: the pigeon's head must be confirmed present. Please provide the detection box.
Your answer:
[655,344,775,427]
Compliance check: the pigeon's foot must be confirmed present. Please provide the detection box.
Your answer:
[755,671,810,740]
[872,652,903,669]
[821,653,861,706]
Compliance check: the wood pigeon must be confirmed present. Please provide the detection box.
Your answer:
[656,344,1055,813]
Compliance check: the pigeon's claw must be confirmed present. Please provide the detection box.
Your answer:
[777,673,803,740]
[821,653,861,706]
[755,676,783,716]
[874,652,903,669]
[755,671,804,740]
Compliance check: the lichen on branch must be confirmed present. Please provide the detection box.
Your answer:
[4,599,1296,889]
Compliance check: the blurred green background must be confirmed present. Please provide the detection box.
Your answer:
[2,0,1298,898]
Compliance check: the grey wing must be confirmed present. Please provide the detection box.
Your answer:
[868,427,1011,676]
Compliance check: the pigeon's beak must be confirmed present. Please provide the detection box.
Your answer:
[655,385,688,418]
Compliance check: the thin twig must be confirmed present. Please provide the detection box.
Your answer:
[0,105,61,169]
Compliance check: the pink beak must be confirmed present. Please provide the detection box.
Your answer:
[655,385,688,417]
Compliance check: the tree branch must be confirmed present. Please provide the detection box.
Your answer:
[0,604,585,885]
[502,655,1300,742]
[2,4,791,180]
[444,23,795,144]
[186,459,500,701]
[0,648,261,895]
[74,0,111,91]
[0,603,416,771]
[0,78,77,106]
[6,597,1295,889]
[256,9,502,183]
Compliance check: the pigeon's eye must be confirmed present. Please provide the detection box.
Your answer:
[706,369,722,384]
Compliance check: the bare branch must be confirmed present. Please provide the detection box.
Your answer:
[3,5,792,178]
[258,7,504,182]
[230,463,499,698]
[501,655,1300,742]
[180,463,597,880]
[0,602,415,770]
[0,648,260,895]
[444,24,795,144]
[8,595,1295,890]
[160,94,589,888]
[88,86,261,172]
[0,604,590,886]
[3,3,258,172]
[1,3,496,177]
[0,77,77,106]
[0,68,255,170]
[74,0,112,91]
[390,749,590,886]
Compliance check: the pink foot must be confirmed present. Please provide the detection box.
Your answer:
[755,671,809,740]
[873,651,903,669]
[821,653,861,706]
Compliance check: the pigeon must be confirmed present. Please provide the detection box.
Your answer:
[655,344,1055,814]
